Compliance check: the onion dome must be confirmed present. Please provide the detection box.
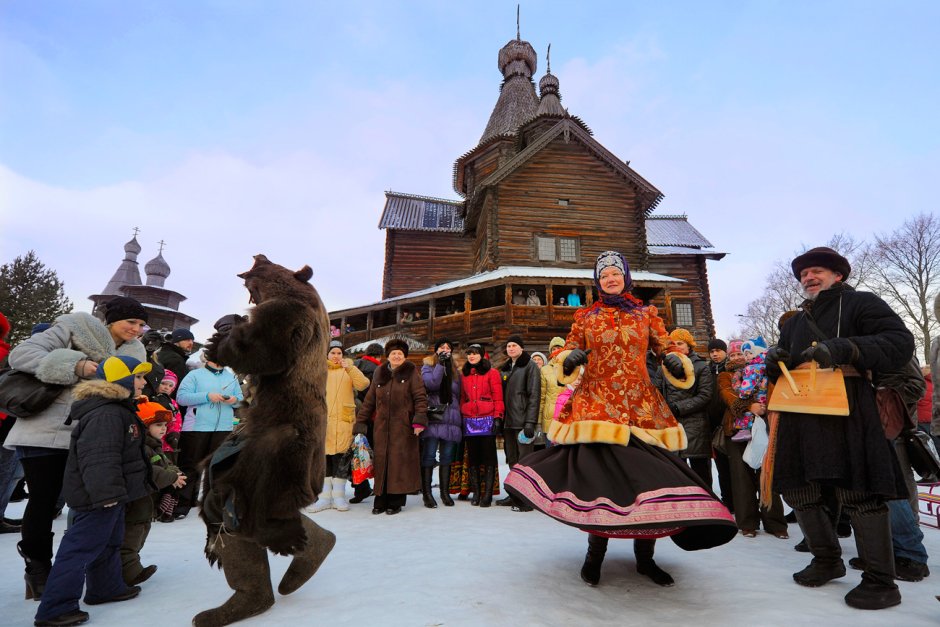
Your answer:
[479,36,540,143]
[102,235,143,295]
[145,251,171,287]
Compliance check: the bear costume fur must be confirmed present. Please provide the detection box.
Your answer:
[193,254,336,627]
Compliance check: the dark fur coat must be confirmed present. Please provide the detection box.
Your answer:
[354,361,428,495]
[200,254,329,558]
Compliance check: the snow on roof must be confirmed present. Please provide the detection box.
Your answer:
[343,266,683,311]
[344,334,428,355]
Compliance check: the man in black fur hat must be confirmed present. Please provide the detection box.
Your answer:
[766,246,914,610]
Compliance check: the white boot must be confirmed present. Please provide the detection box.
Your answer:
[331,477,349,511]
[306,478,333,513]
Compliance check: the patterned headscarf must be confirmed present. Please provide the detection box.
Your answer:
[593,250,638,312]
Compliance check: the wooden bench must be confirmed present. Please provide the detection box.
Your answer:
[917,483,940,529]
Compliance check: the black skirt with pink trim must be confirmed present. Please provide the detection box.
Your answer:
[504,440,737,551]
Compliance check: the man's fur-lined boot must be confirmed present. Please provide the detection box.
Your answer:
[278,516,337,596]
[192,535,275,627]
[793,506,846,587]
[844,509,901,610]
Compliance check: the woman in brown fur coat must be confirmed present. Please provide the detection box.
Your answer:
[355,339,428,515]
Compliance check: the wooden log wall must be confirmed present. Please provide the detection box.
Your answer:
[645,255,717,351]
[492,138,648,270]
[382,230,475,298]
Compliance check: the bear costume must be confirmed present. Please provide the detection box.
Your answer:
[193,254,335,627]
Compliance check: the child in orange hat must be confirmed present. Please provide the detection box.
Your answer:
[120,402,186,586]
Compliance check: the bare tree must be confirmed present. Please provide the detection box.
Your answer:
[736,233,875,344]
[866,213,940,362]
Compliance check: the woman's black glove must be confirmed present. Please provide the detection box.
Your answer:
[800,342,833,368]
[523,424,536,439]
[663,354,685,378]
[765,346,790,377]
[493,418,503,434]
[563,348,591,376]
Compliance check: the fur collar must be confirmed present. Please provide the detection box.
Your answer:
[462,360,491,376]
[73,379,133,401]
[56,311,145,362]
[500,351,531,372]
[373,360,416,385]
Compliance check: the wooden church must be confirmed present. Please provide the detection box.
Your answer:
[329,32,724,357]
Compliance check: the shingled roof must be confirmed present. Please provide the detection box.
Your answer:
[378,191,465,232]
[646,215,725,259]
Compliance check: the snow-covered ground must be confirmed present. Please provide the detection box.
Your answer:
[2,454,938,627]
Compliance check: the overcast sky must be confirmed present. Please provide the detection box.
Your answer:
[1,1,937,342]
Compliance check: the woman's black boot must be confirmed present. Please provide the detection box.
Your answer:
[18,541,51,600]
[635,539,674,586]
[580,534,608,586]
[479,466,496,507]
[470,466,482,506]
[421,467,437,508]
[439,464,455,506]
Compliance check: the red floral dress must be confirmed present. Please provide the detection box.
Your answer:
[549,297,685,451]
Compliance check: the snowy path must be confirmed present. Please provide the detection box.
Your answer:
[2,456,938,626]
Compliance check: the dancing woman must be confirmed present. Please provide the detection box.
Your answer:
[505,251,736,587]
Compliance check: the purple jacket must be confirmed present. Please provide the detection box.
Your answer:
[421,363,463,443]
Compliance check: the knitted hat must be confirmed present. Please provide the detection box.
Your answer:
[365,343,384,357]
[465,343,484,355]
[136,401,172,426]
[434,338,455,352]
[384,338,409,358]
[506,334,525,349]
[790,247,851,281]
[530,352,547,365]
[594,250,633,291]
[707,339,727,352]
[328,339,344,352]
[548,336,566,350]
[104,296,148,324]
[170,328,195,343]
[727,340,745,355]
[160,369,178,389]
[669,328,697,349]
[31,322,52,336]
[96,355,151,393]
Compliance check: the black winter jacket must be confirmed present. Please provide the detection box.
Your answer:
[659,352,714,458]
[63,380,152,511]
[773,283,913,496]
[499,351,541,430]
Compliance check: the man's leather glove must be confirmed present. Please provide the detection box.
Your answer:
[493,418,503,434]
[663,353,685,378]
[800,342,833,368]
[523,424,535,439]
[765,346,789,377]
[563,348,591,376]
